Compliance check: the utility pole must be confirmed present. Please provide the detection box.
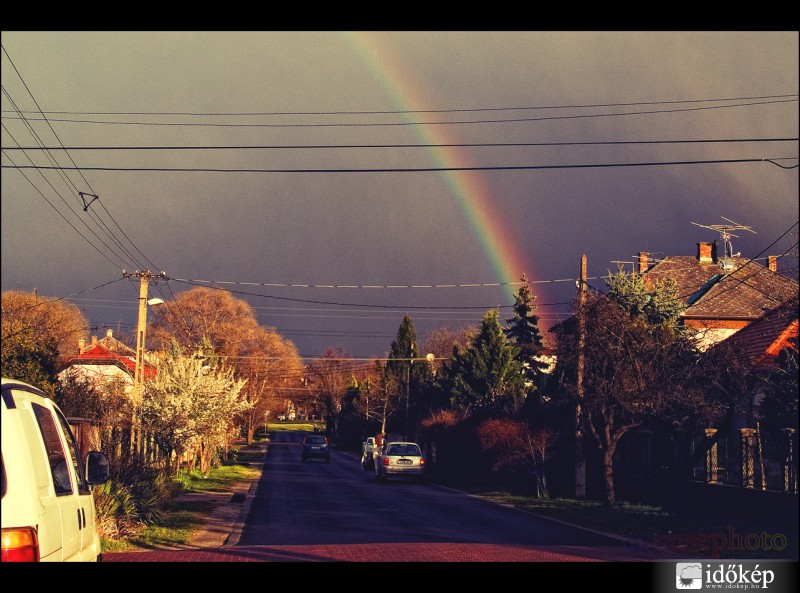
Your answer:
[123,270,166,404]
[575,254,587,498]
[123,269,165,461]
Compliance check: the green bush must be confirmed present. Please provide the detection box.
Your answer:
[94,480,141,540]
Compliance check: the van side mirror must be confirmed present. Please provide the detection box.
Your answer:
[85,451,110,485]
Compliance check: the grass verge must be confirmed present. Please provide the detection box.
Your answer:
[101,447,262,552]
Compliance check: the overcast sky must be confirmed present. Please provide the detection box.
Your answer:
[1,31,798,359]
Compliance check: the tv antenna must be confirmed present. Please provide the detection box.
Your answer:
[691,216,756,272]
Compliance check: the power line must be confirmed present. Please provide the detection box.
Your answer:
[1,47,164,275]
[5,137,797,151]
[3,94,796,116]
[2,97,796,128]
[5,156,798,174]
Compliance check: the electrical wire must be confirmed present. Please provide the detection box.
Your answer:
[7,156,796,174]
[5,137,797,152]
[2,97,796,128]
[4,93,796,116]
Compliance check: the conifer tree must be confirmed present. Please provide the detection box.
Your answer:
[505,274,547,380]
[442,309,525,416]
[386,315,421,437]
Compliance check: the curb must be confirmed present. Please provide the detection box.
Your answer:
[224,441,268,547]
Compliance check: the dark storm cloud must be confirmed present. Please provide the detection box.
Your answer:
[2,31,797,357]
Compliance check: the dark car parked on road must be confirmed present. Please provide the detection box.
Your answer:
[301,434,330,463]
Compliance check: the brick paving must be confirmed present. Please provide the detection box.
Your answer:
[102,541,678,562]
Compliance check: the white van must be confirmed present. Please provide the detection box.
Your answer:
[1,377,110,562]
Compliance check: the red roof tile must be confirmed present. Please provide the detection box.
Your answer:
[63,344,156,378]
[717,301,799,370]
[644,255,798,321]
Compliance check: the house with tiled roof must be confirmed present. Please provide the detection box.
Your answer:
[58,331,156,393]
[95,328,136,357]
[636,241,798,349]
[546,240,798,502]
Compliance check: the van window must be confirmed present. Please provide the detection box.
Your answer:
[32,403,73,495]
[54,407,88,493]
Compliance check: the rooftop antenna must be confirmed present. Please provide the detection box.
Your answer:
[691,216,756,272]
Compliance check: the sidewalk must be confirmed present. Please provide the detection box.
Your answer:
[173,440,267,549]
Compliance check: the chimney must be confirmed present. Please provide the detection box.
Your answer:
[697,240,718,263]
[106,328,113,338]
[91,335,98,348]
[78,337,85,354]
[768,255,778,272]
[637,252,649,274]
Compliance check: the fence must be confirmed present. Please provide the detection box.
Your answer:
[691,426,798,494]
[68,418,194,474]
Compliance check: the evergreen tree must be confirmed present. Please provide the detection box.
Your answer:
[442,309,525,416]
[605,269,684,324]
[385,315,421,437]
[505,274,547,380]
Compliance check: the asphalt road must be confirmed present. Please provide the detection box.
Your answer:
[103,431,679,562]
[241,432,619,547]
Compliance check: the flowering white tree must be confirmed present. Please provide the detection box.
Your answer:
[140,339,250,475]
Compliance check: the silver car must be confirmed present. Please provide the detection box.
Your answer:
[374,441,425,481]
[361,437,376,470]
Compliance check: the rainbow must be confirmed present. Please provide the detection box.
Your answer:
[343,32,531,303]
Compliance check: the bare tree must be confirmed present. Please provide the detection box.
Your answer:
[306,347,355,438]
[477,418,555,497]
[148,287,261,357]
[422,324,475,375]
[237,327,304,443]
[554,271,714,505]
[148,287,304,441]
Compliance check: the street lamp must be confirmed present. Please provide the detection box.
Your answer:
[132,286,165,399]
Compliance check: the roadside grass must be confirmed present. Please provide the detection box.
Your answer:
[101,445,262,552]
[104,425,319,551]
[266,421,323,433]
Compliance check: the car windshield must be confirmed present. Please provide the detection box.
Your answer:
[305,436,326,444]
[386,444,420,457]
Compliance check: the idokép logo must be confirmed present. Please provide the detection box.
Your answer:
[676,563,703,589]
[673,562,779,590]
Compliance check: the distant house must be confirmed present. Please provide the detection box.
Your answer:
[58,329,156,394]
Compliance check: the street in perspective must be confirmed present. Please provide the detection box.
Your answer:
[102,431,684,562]
[1,31,797,588]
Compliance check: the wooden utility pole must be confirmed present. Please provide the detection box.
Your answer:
[124,269,165,460]
[123,270,166,404]
[575,254,587,498]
